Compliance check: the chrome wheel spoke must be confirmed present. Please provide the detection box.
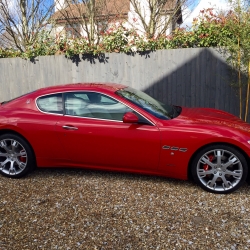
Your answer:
[0,152,8,157]
[11,140,18,151]
[221,175,232,189]
[16,160,26,170]
[225,169,242,179]
[200,156,215,168]
[222,155,239,169]
[215,150,223,166]
[198,169,214,178]
[207,175,218,189]
[15,150,27,158]
[0,159,9,169]
[9,161,16,174]
[0,141,10,153]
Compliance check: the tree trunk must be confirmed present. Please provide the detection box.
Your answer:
[89,0,95,44]
[148,0,156,38]
[20,0,28,48]
[245,60,250,122]
[237,37,242,119]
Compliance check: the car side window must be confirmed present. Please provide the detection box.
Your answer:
[64,92,132,121]
[37,94,63,114]
[64,92,92,117]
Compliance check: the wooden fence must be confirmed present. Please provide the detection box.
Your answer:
[0,48,242,119]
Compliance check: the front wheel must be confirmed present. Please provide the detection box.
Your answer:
[191,145,248,194]
[0,134,35,178]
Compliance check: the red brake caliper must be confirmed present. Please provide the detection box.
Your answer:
[19,156,26,163]
[203,155,214,171]
[19,150,26,163]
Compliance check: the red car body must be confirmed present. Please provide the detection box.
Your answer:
[0,83,250,193]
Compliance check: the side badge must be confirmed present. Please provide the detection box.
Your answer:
[162,145,187,152]
[179,148,188,152]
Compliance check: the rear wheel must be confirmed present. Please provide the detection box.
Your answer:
[191,145,248,194]
[0,134,35,178]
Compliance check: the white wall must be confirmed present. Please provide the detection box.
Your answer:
[128,0,173,36]
[55,0,66,12]
[53,0,173,38]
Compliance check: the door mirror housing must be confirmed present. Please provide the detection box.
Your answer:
[123,112,139,123]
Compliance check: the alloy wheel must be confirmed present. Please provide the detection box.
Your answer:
[0,138,28,176]
[192,145,247,194]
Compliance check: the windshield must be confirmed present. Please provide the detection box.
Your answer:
[116,87,179,120]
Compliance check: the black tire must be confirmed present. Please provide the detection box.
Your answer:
[191,144,248,194]
[0,134,35,178]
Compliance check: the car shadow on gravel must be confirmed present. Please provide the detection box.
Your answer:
[30,167,190,185]
[25,167,249,194]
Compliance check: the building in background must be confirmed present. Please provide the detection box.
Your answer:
[51,0,183,39]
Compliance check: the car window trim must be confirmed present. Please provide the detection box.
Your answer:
[36,91,155,126]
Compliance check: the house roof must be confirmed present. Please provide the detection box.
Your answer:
[52,0,130,21]
[51,0,181,22]
[162,0,179,11]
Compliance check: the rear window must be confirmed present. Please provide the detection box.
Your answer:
[37,94,63,114]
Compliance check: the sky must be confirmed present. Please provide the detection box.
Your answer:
[182,0,231,28]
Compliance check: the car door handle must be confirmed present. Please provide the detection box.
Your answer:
[62,125,78,130]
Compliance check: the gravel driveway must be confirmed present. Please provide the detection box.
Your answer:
[1,168,250,250]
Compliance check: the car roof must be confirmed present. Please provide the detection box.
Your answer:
[36,82,127,95]
[0,83,128,108]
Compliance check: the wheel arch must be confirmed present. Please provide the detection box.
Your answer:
[187,142,250,181]
[0,129,37,167]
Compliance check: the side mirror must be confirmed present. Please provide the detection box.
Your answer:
[123,112,139,123]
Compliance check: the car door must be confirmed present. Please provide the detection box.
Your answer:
[20,93,65,163]
[56,91,161,172]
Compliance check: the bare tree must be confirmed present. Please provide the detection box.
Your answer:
[129,0,193,38]
[53,0,129,44]
[0,0,55,51]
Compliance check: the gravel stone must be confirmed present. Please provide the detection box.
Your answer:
[0,168,250,249]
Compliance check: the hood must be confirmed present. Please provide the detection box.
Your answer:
[180,107,238,121]
[178,107,250,133]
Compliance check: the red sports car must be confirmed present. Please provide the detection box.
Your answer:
[0,83,250,194]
